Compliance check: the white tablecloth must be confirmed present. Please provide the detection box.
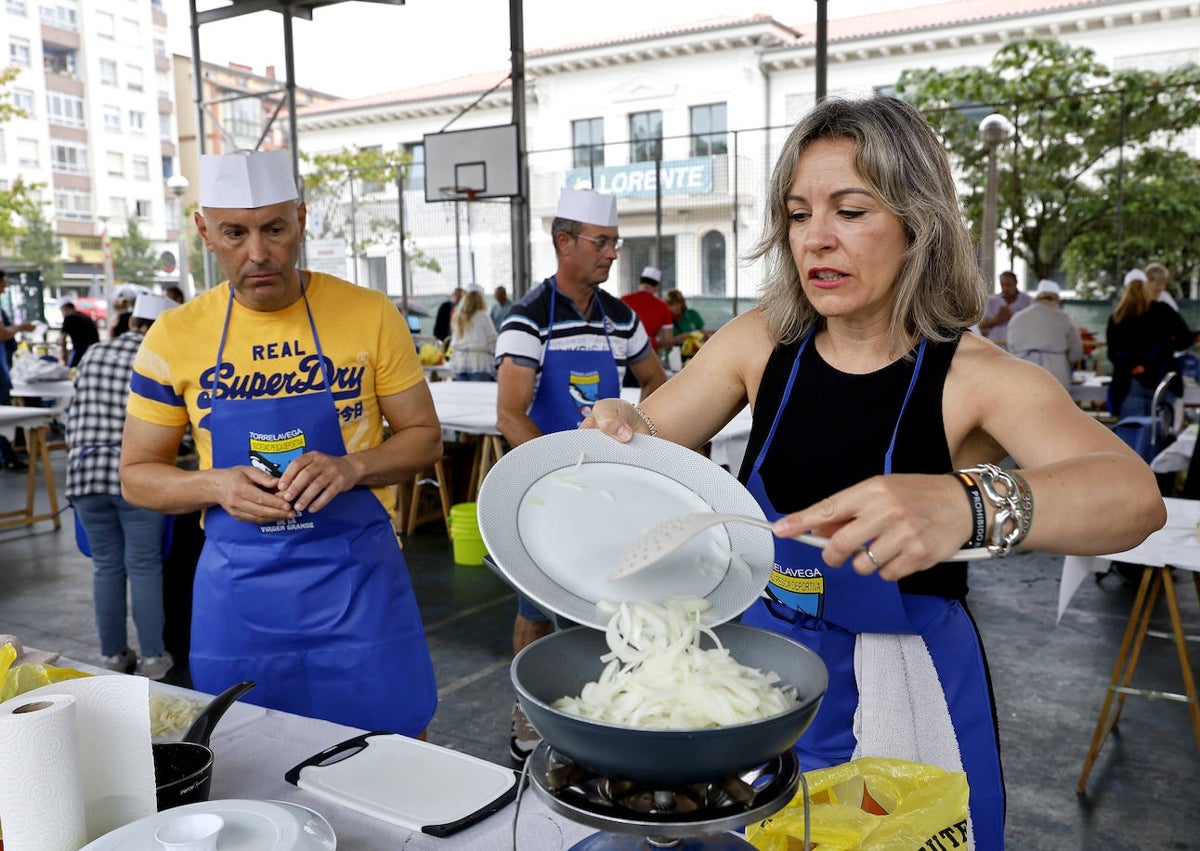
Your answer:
[1069,371,1200,406]
[1058,497,1200,621]
[428,381,754,472]
[0,404,56,441]
[10,379,75,402]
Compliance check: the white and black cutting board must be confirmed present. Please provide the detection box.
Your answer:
[285,732,518,837]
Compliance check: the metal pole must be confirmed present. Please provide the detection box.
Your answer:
[454,201,463,289]
[509,0,532,297]
[654,146,663,286]
[981,145,999,289]
[1114,89,1126,288]
[177,196,190,300]
[397,170,411,319]
[348,173,359,285]
[189,0,217,291]
[282,9,306,271]
[815,0,827,102]
[731,130,739,316]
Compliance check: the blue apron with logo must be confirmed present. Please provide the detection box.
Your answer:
[527,277,620,433]
[189,283,437,735]
[739,332,1005,848]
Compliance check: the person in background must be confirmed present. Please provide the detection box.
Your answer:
[68,293,177,680]
[449,283,498,381]
[1006,280,1083,390]
[164,286,186,305]
[495,186,666,763]
[120,149,440,735]
[490,285,513,328]
[584,96,1163,850]
[662,288,708,363]
[1144,262,1180,312]
[109,296,133,339]
[1107,267,1193,417]
[977,270,1031,348]
[60,299,100,368]
[621,267,674,387]
[433,286,463,345]
[0,269,36,471]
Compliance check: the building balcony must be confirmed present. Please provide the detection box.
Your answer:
[152,7,167,28]
[56,219,94,237]
[159,96,173,115]
[155,54,170,72]
[160,140,176,157]
[48,124,86,143]
[41,23,80,49]
[52,172,91,191]
[45,72,84,96]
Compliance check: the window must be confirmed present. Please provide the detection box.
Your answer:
[44,47,77,77]
[54,189,91,221]
[701,230,727,296]
[120,18,139,45]
[13,89,34,117]
[134,199,152,219]
[402,142,424,191]
[47,92,85,128]
[132,155,149,180]
[358,145,384,194]
[572,118,604,168]
[629,110,663,163]
[162,155,173,180]
[103,106,120,132]
[9,38,30,67]
[18,138,39,168]
[51,141,88,174]
[128,110,145,134]
[41,1,77,30]
[125,65,143,92]
[367,257,388,290]
[109,197,127,221]
[99,59,118,86]
[690,103,727,157]
[156,70,170,101]
[95,11,115,38]
[158,112,171,140]
[153,38,166,58]
[106,151,123,176]
[6,0,27,14]
[0,129,6,165]
[224,95,261,150]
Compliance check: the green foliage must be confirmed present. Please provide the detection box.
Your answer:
[301,147,440,276]
[111,217,159,287]
[16,205,62,289]
[0,66,42,255]
[897,38,1200,295]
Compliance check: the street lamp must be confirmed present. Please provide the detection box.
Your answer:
[167,173,191,299]
[978,113,1014,290]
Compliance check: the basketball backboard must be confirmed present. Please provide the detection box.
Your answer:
[423,124,520,202]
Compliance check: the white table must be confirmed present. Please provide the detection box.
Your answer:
[1069,371,1200,407]
[1061,497,1200,793]
[0,405,61,531]
[9,378,75,405]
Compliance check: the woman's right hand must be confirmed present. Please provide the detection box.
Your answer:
[581,398,643,442]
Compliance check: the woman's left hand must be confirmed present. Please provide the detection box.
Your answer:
[771,473,975,580]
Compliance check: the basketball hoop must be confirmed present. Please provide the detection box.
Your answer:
[439,186,478,202]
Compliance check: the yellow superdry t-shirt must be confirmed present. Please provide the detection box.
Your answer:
[127,272,423,514]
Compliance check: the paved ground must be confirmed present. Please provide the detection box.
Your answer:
[2,446,1198,848]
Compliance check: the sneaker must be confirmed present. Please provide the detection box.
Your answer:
[135,651,174,681]
[509,702,541,764]
[100,648,136,674]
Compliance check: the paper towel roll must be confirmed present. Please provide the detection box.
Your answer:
[0,693,88,851]
[20,675,158,839]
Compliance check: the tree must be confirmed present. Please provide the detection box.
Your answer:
[301,146,440,285]
[111,217,159,287]
[897,38,1200,294]
[17,205,63,289]
[0,66,43,254]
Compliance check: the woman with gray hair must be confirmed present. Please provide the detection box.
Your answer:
[585,96,1163,848]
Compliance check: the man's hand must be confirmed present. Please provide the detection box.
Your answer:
[277,451,360,513]
[213,465,297,523]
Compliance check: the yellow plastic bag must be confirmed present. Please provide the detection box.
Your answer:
[0,642,91,704]
[747,757,970,851]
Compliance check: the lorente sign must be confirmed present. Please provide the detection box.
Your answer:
[566,157,714,199]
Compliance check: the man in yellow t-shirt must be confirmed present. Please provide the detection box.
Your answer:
[121,149,441,736]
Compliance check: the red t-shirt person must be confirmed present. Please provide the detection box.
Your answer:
[621,266,674,351]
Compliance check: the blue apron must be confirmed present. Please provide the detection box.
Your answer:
[527,277,620,433]
[739,332,1005,849]
[189,282,437,736]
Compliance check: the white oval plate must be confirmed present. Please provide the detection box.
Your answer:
[80,799,335,850]
[478,430,772,629]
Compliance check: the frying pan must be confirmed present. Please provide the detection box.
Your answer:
[153,681,256,810]
[512,624,826,785]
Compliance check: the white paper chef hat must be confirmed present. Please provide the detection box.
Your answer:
[132,293,176,322]
[640,266,662,284]
[1034,279,1060,296]
[1123,267,1148,286]
[465,283,485,295]
[199,149,298,208]
[555,187,618,227]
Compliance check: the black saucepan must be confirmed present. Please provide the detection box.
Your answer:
[152,680,256,810]
[512,624,827,785]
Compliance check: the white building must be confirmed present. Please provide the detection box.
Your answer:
[296,0,1200,305]
[0,0,180,303]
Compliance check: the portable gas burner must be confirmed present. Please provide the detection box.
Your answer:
[527,742,800,850]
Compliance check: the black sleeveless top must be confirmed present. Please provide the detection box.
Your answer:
[737,334,968,600]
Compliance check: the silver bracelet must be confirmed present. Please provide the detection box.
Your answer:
[956,464,1031,557]
[632,404,658,438]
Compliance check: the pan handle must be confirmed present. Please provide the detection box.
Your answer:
[182,680,257,746]
[283,731,391,785]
